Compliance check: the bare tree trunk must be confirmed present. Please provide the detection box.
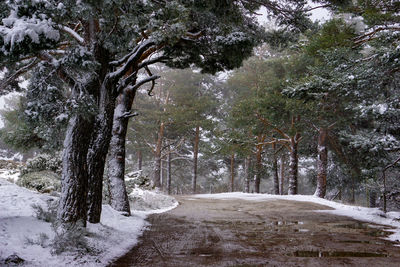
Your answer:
[160,159,164,189]
[314,128,328,198]
[107,86,136,215]
[87,78,115,223]
[244,155,251,193]
[230,153,235,192]
[280,154,285,195]
[167,151,172,195]
[137,150,142,171]
[288,134,300,195]
[350,174,356,203]
[255,145,262,193]
[154,122,164,188]
[58,114,94,227]
[272,143,279,195]
[192,125,200,194]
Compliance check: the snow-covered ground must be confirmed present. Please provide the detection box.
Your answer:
[0,171,178,266]
[194,192,400,244]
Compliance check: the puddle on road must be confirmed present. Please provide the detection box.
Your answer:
[333,222,392,237]
[291,250,387,258]
[270,221,304,226]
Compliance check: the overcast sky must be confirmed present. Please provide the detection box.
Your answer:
[257,3,331,25]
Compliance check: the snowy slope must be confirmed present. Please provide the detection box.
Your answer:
[194,192,400,244]
[0,172,178,266]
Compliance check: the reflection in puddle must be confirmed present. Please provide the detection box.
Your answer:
[292,250,387,257]
[334,222,391,237]
[271,221,304,226]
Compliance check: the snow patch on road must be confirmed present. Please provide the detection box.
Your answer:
[194,192,400,244]
[0,174,178,266]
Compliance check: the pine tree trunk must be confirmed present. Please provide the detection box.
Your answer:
[160,159,164,189]
[137,150,142,171]
[87,79,115,223]
[154,122,164,188]
[167,151,172,195]
[244,155,251,193]
[230,153,235,192]
[369,190,377,208]
[192,125,200,194]
[314,128,328,198]
[350,174,356,203]
[107,87,136,215]
[280,154,285,195]
[272,143,279,195]
[288,134,300,195]
[58,114,94,226]
[255,145,262,193]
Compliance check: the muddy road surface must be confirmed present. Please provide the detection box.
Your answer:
[109,196,400,266]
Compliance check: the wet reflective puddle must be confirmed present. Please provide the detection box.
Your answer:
[333,222,393,237]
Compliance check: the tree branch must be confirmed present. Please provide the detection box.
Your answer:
[124,75,160,95]
[59,25,85,45]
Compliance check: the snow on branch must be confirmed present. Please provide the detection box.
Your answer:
[118,110,139,119]
[0,58,39,92]
[109,40,156,81]
[137,56,168,70]
[354,25,400,46]
[59,25,85,45]
[109,47,140,67]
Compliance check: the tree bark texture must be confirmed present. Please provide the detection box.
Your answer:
[288,134,300,195]
[154,122,165,188]
[314,128,328,198]
[58,114,94,226]
[244,155,251,193]
[192,125,200,194]
[254,143,263,193]
[87,78,115,223]
[272,143,279,195]
[138,150,142,171]
[167,151,172,195]
[280,154,285,195]
[230,153,235,192]
[107,86,136,215]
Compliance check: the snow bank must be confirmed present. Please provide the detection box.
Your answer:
[194,192,400,244]
[129,187,178,212]
[0,174,178,266]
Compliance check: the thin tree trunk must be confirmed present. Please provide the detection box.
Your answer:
[255,145,262,193]
[350,174,356,203]
[314,128,328,198]
[167,151,172,195]
[192,125,200,194]
[107,85,136,215]
[230,153,235,192]
[154,122,164,188]
[244,155,251,193]
[160,159,164,189]
[288,134,300,195]
[137,150,142,171]
[272,143,279,195]
[280,154,285,195]
[58,114,94,226]
[87,78,115,223]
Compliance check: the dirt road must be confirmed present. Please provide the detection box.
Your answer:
[109,196,400,266]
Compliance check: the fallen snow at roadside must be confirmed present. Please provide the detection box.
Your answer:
[194,192,400,244]
[0,173,178,266]
[129,187,178,214]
